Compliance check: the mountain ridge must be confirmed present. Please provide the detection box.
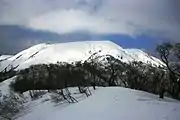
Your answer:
[0,40,165,71]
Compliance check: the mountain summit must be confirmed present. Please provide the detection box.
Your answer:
[0,40,164,71]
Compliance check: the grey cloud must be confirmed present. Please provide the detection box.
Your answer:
[0,0,102,25]
[0,0,180,55]
[0,0,180,41]
[0,25,104,54]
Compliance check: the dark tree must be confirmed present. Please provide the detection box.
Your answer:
[157,42,180,99]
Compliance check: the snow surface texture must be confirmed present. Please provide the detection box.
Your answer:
[0,55,12,61]
[0,40,164,71]
[0,76,15,95]
[17,87,180,120]
[1,77,180,120]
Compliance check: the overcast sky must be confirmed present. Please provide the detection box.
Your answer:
[0,0,180,54]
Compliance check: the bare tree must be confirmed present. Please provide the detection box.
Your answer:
[157,42,180,99]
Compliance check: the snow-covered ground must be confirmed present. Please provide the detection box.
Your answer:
[0,55,12,61]
[0,77,180,120]
[0,40,165,71]
[0,76,15,95]
[15,87,180,120]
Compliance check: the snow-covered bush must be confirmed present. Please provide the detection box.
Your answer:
[28,90,47,100]
[0,90,26,120]
[50,90,64,103]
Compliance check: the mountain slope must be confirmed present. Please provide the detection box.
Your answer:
[0,40,164,71]
[45,87,180,120]
[1,77,179,120]
[15,87,180,120]
[0,55,12,61]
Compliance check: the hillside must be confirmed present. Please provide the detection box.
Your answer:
[15,87,180,120]
[0,40,164,71]
[1,77,179,120]
[0,55,12,61]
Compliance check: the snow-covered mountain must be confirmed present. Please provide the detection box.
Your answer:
[0,40,164,71]
[0,55,12,61]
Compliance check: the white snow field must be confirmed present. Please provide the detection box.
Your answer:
[0,40,164,71]
[0,55,12,61]
[0,77,180,120]
[16,88,180,120]
[44,87,180,120]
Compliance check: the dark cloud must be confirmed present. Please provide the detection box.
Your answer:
[0,25,173,56]
[0,25,61,54]
[0,0,180,54]
[0,25,104,54]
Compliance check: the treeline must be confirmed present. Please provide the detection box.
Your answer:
[10,54,170,99]
[5,42,180,100]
